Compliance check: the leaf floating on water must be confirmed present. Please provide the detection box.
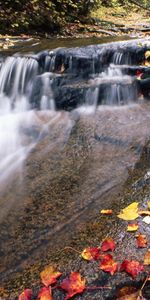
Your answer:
[117,286,140,300]
[81,247,100,261]
[143,216,150,224]
[100,209,113,215]
[117,202,139,221]
[144,250,150,265]
[101,238,116,252]
[38,287,53,300]
[99,254,118,275]
[40,265,62,287]
[120,260,144,278]
[136,234,147,248]
[127,223,139,232]
[60,272,86,300]
[18,289,33,300]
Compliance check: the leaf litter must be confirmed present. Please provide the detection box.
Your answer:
[17,200,150,299]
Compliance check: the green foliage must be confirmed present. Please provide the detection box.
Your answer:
[0,0,100,33]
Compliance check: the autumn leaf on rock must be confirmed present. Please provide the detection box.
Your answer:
[117,286,141,300]
[18,289,33,300]
[38,287,52,300]
[99,254,118,275]
[120,260,144,278]
[127,223,138,232]
[138,210,150,216]
[118,202,139,221]
[60,272,86,300]
[81,247,100,261]
[144,249,150,265]
[100,210,113,215]
[143,216,150,224]
[40,265,62,287]
[101,238,116,252]
[136,234,147,248]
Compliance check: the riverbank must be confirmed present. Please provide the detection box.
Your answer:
[0,6,150,51]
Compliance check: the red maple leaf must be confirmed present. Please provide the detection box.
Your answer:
[120,260,144,278]
[60,272,86,299]
[101,238,116,252]
[81,247,100,261]
[40,265,62,287]
[99,254,118,275]
[38,287,52,300]
[18,289,32,300]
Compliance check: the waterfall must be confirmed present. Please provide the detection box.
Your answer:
[0,39,148,185]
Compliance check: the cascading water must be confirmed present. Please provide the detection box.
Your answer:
[0,39,149,186]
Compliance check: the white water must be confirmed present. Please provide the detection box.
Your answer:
[0,56,56,188]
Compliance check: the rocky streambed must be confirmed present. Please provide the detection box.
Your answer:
[0,102,150,299]
[0,38,150,299]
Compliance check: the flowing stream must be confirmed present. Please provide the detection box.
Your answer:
[0,38,150,292]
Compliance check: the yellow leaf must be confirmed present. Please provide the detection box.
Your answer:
[147,201,150,209]
[138,210,150,216]
[144,250,150,265]
[118,202,139,221]
[100,209,113,215]
[127,223,138,232]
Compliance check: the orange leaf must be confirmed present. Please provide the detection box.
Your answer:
[100,210,113,215]
[38,287,52,300]
[127,223,138,232]
[101,238,116,252]
[120,260,144,278]
[144,249,150,265]
[136,234,147,248]
[18,289,32,300]
[60,272,86,300]
[81,247,100,261]
[40,265,62,287]
[99,254,118,275]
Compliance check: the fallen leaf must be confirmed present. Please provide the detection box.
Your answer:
[18,289,32,300]
[143,216,150,224]
[120,260,144,278]
[38,287,52,300]
[60,272,86,300]
[118,202,139,221]
[138,210,150,216]
[117,286,140,300]
[40,265,62,287]
[136,235,147,248]
[100,209,113,215]
[101,238,116,252]
[81,247,100,261]
[127,223,138,232]
[99,254,118,275]
[147,201,150,209]
[144,250,150,265]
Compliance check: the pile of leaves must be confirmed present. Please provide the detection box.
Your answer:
[18,201,150,300]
